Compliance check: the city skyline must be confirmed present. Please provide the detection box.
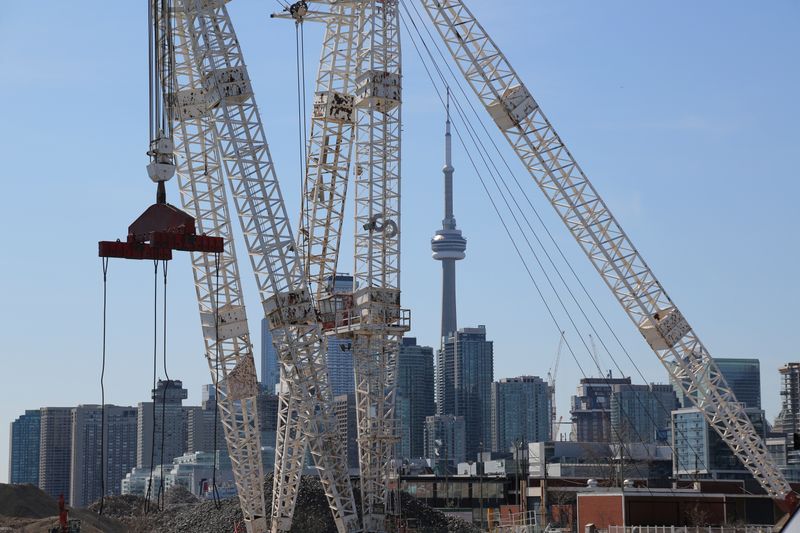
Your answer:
[1,1,798,484]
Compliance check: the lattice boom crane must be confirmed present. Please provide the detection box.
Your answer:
[418,0,796,510]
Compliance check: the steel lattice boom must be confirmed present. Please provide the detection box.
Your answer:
[170,1,362,532]
[419,0,795,507]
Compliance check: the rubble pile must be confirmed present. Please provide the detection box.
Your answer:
[398,493,479,533]
[94,474,479,532]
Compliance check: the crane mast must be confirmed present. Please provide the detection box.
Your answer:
[350,1,408,529]
[170,1,362,532]
[419,0,795,505]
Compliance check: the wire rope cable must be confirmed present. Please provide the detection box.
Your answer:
[144,260,159,514]
[398,1,714,481]
[399,5,709,488]
[157,259,170,511]
[98,258,110,516]
[399,2,716,483]
[211,252,222,508]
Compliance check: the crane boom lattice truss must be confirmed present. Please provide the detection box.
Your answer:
[300,2,358,300]
[419,0,794,503]
[169,2,362,532]
[170,6,267,531]
[281,1,409,529]
[271,1,362,530]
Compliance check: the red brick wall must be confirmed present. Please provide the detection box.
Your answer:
[578,495,623,530]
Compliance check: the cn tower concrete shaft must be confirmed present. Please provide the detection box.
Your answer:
[431,92,466,339]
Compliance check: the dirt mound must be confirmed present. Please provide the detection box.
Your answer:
[86,474,479,533]
[0,483,58,519]
[164,485,199,505]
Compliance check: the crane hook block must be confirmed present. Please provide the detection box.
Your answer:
[99,202,224,260]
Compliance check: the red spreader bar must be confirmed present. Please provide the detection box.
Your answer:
[99,202,224,260]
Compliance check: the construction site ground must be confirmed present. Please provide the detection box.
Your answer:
[0,475,480,532]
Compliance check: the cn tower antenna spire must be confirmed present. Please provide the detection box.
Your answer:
[431,86,467,339]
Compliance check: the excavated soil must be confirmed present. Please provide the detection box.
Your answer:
[2,477,479,532]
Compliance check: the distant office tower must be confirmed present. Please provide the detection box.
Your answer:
[436,326,493,458]
[396,337,435,459]
[9,410,41,485]
[609,383,677,444]
[491,376,550,453]
[424,415,466,474]
[137,379,188,470]
[325,274,356,396]
[186,384,226,455]
[670,357,762,410]
[260,318,280,393]
[570,376,631,442]
[430,96,467,340]
[257,389,279,450]
[39,407,73,502]
[334,393,359,469]
[70,404,138,507]
[714,358,761,409]
[774,363,800,435]
[672,406,767,480]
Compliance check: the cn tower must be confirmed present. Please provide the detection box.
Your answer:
[431,90,467,339]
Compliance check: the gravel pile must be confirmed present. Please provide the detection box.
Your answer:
[93,474,479,532]
[164,485,199,505]
[399,492,480,533]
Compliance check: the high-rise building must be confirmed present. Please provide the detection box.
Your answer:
[258,389,279,450]
[70,404,138,507]
[714,358,761,409]
[570,376,631,443]
[437,326,493,457]
[186,384,227,456]
[9,410,41,485]
[396,337,435,459]
[430,97,467,340]
[39,407,73,502]
[8,409,42,485]
[261,318,280,394]
[609,383,677,444]
[334,393,359,470]
[774,363,800,435]
[137,379,188,470]
[672,406,767,480]
[424,415,466,474]
[491,376,550,453]
[670,357,762,410]
[325,274,356,396]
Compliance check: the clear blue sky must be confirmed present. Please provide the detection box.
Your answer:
[1,1,797,483]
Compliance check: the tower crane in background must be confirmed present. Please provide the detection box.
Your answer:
[547,332,564,441]
[418,0,797,510]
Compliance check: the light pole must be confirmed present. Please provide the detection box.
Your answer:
[478,441,484,531]
[514,438,522,516]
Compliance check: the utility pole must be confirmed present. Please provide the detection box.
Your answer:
[444,441,450,508]
[478,441,484,531]
[540,444,547,530]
